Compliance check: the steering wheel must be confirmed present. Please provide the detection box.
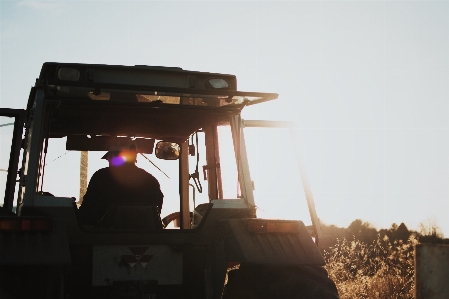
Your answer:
[161,212,181,228]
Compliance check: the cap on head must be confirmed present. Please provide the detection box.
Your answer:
[101,144,138,163]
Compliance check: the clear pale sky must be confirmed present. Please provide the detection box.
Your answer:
[0,0,448,236]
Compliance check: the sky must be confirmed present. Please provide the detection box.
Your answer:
[0,0,448,236]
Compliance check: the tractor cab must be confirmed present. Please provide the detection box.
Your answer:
[0,63,337,299]
[9,63,277,228]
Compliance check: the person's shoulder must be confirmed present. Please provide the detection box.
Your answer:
[135,166,158,179]
[137,166,154,176]
[94,167,110,173]
[91,167,110,177]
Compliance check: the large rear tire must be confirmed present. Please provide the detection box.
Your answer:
[222,264,339,299]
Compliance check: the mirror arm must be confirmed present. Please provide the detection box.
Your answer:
[140,153,170,179]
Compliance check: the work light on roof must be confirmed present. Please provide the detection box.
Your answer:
[58,67,80,81]
[208,78,229,89]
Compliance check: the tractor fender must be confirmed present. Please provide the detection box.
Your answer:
[0,217,71,265]
[219,218,325,266]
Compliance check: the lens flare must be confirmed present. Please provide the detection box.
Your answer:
[109,150,136,167]
[111,155,126,166]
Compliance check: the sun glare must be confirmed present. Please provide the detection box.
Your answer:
[111,155,126,167]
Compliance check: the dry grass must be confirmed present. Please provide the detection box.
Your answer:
[324,235,417,299]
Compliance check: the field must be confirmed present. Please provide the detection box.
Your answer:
[223,220,442,298]
[324,236,416,299]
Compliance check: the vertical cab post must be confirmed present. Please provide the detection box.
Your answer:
[230,115,255,209]
[0,108,25,212]
[203,125,222,200]
[21,89,46,212]
[179,141,190,229]
[212,125,223,200]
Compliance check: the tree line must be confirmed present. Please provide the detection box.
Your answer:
[318,219,448,251]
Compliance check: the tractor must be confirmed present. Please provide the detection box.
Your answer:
[0,62,339,299]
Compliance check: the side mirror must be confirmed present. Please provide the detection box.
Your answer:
[155,141,180,160]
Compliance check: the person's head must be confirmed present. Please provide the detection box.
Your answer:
[101,144,138,167]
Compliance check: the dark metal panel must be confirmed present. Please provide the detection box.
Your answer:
[223,219,325,266]
[0,218,71,265]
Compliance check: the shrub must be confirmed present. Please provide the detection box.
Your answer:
[324,235,417,299]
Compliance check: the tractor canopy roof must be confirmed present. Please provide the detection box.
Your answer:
[34,62,278,147]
